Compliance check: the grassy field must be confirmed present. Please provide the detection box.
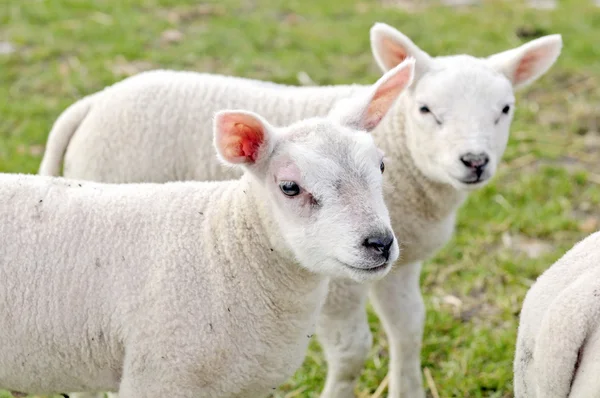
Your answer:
[2,0,600,397]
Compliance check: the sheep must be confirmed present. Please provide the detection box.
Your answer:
[38,23,563,398]
[0,59,415,398]
[514,230,600,398]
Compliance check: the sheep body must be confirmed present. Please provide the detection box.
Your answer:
[514,230,600,398]
[0,173,327,396]
[40,70,364,183]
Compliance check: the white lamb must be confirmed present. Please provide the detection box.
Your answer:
[514,230,600,398]
[0,59,415,398]
[39,23,562,398]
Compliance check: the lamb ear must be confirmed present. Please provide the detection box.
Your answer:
[331,57,415,132]
[370,22,432,77]
[213,110,274,166]
[486,34,562,90]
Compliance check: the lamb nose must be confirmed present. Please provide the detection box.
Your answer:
[363,234,394,260]
[460,152,490,169]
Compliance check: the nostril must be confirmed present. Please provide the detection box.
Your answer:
[382,235,393,252]
[479,155,490,168]
[363,237,385,253]
[363,234,394,259]
[382,235,394,260]
[460,153,490,169]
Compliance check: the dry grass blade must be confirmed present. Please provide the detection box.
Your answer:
[283,386,308,397]
[370,374,389,398]
[424,367,440,398]
[588,173,600,185]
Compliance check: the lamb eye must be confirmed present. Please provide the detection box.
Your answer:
[419,105,430,114]
[502,105,511,114]
[279,181,300,197]
[380,161,385,174]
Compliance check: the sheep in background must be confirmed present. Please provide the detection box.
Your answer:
[0,59,414,398]
[39,23,562,398]
[514,230,600,398]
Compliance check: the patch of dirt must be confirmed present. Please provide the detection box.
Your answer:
[504,74,600,183]
[109,56,154,77]
[567,100,600,136]
[523,139,600,183]
[354,2,371,13]
[526,0,557,10]
[90,11,114,25]
[430,290,503,324]
[16,144,44,157]
[380,0,431,12]
[158,4,227,24]
[160,29,185,45]
[440,0,481,6]
[578,216,599,233]
[278,12,306,25]
[524,72,597,103]
[0,41,15,55]
[501,232,554,259]
[516,25,550,39]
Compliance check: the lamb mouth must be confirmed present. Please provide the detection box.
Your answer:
[345,261,390,273]
[461,178,485,185]
[459,175,489,185]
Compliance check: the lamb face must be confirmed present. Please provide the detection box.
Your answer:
[263,119,399,282]
[402,57,515,190]
[213,59,416,283]
[370,23,562,191]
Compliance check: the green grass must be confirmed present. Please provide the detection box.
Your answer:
[2,0,600,397]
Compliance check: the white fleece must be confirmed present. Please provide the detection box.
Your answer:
[514,230,600,398]
[0,173,333,397]
[39,71,363,182]
[39,23,562,398]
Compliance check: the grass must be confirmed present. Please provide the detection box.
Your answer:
[1,0,600,396]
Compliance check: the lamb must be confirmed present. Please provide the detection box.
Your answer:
[39,22,563,398]
[514,230,600,398]
[0,59,415,398]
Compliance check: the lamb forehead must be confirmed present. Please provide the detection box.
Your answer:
[417,55,513,103]
[277,120,380,180]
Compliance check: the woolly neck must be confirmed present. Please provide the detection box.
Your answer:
[374,105,467,223]
[224,174,325,297]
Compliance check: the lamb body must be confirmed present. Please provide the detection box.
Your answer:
[40,23,562,398]
[1,173,325,396]
[2,60,416,397]
[514,230,600,398]
[40,73,363,183]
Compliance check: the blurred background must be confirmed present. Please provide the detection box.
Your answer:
[1,0,600,397]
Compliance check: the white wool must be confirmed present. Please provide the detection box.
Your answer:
[0,173,329,397]
[514,230,600,398]
[39,23,562,398]
[6,60,415,398]
[39,72,365,182]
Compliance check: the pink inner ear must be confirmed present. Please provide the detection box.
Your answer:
[363,64,411,130]
[218,115,265,164]
[381,37,409,68]
[236,123,263,161]
[514,47,544,84]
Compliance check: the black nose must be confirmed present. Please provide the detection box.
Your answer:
[460,152,489,177]
[363,234,394,260]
